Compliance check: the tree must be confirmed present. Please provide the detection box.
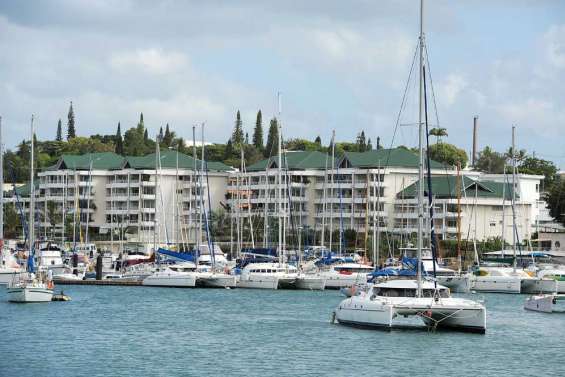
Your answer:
[285,138,325,152]
[252,110,264,150]
[545,179,565,226]
[67,101,76,140]
[475,146,506,173]
[232,110,244,147]
[162,123,174,147]
[123,126,150,156]
[158,126,164,143]
[376,136,382,150]
[115,122,124,155]
[367,138,372,151]
[264,117,279,157]
[519,156,558,187]
[143,128,149,144]
[429,127,448,143]
[56,119,63,141]
[314,136,321,145]
[137,113,144,133]
[245,132,249,145]
[356,130,367,151]
[428,142,468,168]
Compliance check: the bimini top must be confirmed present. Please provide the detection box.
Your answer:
[374,279,447,290]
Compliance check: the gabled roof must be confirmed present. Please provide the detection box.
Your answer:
[124,150,233,172]
[340,148,446,169]
[54,152,125,170]
[397,175,517,200]
[247,151,330,172]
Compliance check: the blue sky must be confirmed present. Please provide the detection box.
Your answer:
[0,0,564,167]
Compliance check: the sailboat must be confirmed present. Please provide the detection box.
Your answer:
[333,0,486,333]
[7,115,54,303]
[237,95,299,289]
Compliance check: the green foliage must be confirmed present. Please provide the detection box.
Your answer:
[474,146,506,173]
[123,127,151,156]
[429,127,448,143]
[62,137,115,154]
[519,156,558,187]
[544,179,565,226]
[3,203,21,239]
[314,136,321,145]
[356,130,370,152]
[67,102,76,140]
[284,138,325,152]
[56,119,63,142]
[428,142,468,168]
[264,118,279,157]
[162,123,175,147]
[252,110,263,150]
[231,110,244,147]
[115,122,124,155]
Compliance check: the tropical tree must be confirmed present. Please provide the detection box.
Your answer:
[264,118,279,157]
[428,142,468,168]
[67,101,76,140]
[252,110,264,150]
[429,127,448,143]
[544,179,565,226]
[56,119,63,142]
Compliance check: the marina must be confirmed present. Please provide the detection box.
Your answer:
[1,286,565,376]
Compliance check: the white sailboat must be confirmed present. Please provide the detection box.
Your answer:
[334,0,486,333]
[7,115,54,303]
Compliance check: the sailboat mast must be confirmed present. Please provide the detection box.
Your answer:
[277,93,283,266]
[29,115,35,258]
[329,130,335,253]
[192,125,197,247]
[456,162,462,272]
[0,116,3,250]
[511,126,517,271]
[416,0,425,298]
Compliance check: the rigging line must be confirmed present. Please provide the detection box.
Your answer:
[423,43,441,131]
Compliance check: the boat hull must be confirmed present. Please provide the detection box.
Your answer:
[322,272,366,289]
[197,273,237,288]
[295,275,326,290]
[0,271,25,286]
[7,287,54,303]
[436,275,470,293]
[470,275,522,293]
[522,279,558,294]
[142,272,196,287]
[335,296,486,333]
[237,275,279,289]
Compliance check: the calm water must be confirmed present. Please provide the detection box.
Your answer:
[1,286,564,377]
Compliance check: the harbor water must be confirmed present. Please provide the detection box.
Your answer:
[1,287,564,377]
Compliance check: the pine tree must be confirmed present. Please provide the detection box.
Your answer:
[136,113,144,134]
[367,138,372,151]
[245,132,249,145]
[232,110,244,146]
[376,136,382,150]
[252,110,264,150]
[163,123,173,146]
[264,117,279,157]
[158,126,164,143]
[67,101,76,140]
[356,130,367,151]
[314,136,321,145]
[56,119,63,141]
[115,122,124,155]
[143,128,148,143]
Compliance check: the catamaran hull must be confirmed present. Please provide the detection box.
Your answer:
[237,276,279,289]
[470,276,522,293]
[7,287,54,303]
[277,277,297,289]
[334,298,486,333]
[295,276,326,290]
[197,274,237,288]
[522,279,558,294]
[437,275,470,293]
[322,273,366,289]
[142,273,196,287]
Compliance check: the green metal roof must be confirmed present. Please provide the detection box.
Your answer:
[397,175,517,200]
[124,150,233,172]
[55,152,125,170]
[340,148,446,169]
[8,181,39,198]
[247,151,330,172]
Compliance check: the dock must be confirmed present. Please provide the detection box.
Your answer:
[55,280,142,286]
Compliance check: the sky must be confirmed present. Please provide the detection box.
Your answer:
[0,0,564,168]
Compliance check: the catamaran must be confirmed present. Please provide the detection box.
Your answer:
[333,0,486,333]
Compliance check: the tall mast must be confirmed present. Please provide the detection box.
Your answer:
[329,130,335,253]
[511,126,517,271]
[192,125,197,247]
[199,123,206,248]
[416,0,425,298]
[321,152,328,249]
[456,162,462,273]
[277,92,283,266]
[29,115,35,257]
[0,116,3,250]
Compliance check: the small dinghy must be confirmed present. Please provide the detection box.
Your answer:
[524,294,565,313]
[52,291,72,302]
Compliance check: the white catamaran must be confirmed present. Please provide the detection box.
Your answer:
[334,0,486,333]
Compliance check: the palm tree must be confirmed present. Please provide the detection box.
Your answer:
[429,127,448,143]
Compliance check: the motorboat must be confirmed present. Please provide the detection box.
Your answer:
[319,263,373,289]
[469,266,522,293]
[0,249,26,285]
[36,242,66,275]
[333,280,486,333]
[236,262,297,289]
[142,263,197,287]
[7,273,54,303]
[524,294,565,313]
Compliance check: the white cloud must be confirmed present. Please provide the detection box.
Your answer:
[439,73,468,106]
[544,24,565,69]
[109,48,188,75]
[497,98,565,136]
